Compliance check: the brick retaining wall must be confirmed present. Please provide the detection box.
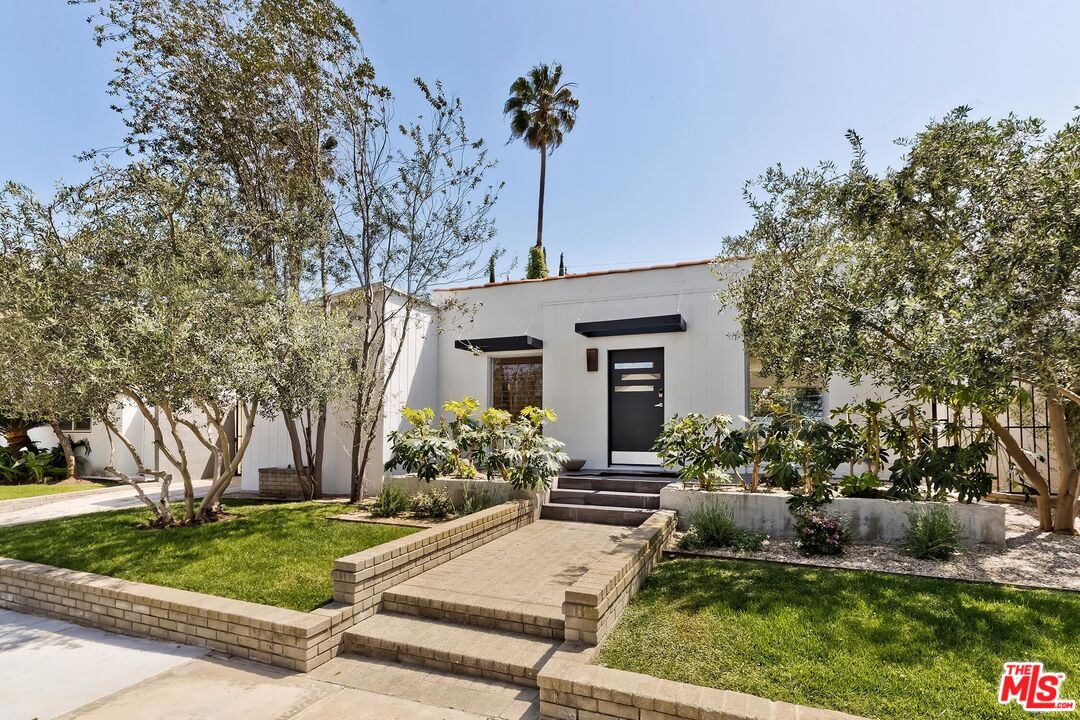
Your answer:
[332,499,534,606]
[0,558,331,671]
[0,500,534,672]
[562,511,675,646]
[538,652,867,720]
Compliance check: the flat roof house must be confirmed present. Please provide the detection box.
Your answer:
[433,257,868,469]
[237,257,871,500]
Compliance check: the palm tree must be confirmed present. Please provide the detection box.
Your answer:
[504,62,579,252]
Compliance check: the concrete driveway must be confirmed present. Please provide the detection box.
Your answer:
[0,609,536,720]
[0,609,207,720]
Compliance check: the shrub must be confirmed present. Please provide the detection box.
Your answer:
[654,413,734,488]
[410,488,454,519]
[0,447,66,485]
[384,407,456,482]
[904,505,963,560]
[457,482,496,515]
[839,471,883,498]
[678,501,765,552]
[385,400,568,491]
[484,406,568,492]
[792,507,850,555]
[369,483,410,517]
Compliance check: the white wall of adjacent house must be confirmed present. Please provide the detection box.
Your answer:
[433,260,876,470]
[18,401,218,480]
[240,291,440,496]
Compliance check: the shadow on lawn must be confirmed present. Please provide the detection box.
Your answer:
[636,557,1080,665]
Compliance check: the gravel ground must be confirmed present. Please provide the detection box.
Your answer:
[669,503,1080,592]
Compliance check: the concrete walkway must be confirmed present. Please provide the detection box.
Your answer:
[0,609,207,720]
[60,653,535,719]
[0,608,538,720]
[0,479,221,527]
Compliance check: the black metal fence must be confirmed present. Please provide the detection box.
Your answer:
[930,382,1059,496]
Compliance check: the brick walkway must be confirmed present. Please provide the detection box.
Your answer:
[386,520,634,632]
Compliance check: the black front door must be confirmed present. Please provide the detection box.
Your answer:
[608,348,664,465]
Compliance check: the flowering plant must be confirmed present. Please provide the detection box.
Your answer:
[792,507,850,556]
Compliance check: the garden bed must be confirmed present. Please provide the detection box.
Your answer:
[0,500,418,611]
[598,557,1080,720]
[660,484,1006,545]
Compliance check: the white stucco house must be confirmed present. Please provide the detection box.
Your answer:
[237,257,870,496]
[16,258,871,499]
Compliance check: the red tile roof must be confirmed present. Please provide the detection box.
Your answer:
[433,256,748,292]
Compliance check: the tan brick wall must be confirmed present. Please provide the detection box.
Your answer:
[258,468,304,499]
[0,499,536,675]
[0,557,332,672]
[562,511,675,646]
[331,500,535,612]
[538,653,868,720]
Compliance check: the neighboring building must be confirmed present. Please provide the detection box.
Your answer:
[20,404,218,480]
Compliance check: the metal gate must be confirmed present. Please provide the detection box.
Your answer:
[931,382,1060,496]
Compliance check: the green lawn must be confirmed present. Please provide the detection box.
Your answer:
[598,558,1080,720]
[0,500,417,611]
[0,481,111,501]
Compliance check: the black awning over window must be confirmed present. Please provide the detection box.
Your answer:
[574,314,686,338]
[454,335,544,352]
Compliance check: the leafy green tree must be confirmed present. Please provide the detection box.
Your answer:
[81,0,352,498]
[503,62,579,262]
[0,165,318,526]
[722,108,1079,532]
[558,252,566,276]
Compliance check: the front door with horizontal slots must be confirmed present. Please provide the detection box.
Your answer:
[608,348,664,465]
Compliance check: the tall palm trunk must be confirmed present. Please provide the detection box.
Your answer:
[535,144,546,248]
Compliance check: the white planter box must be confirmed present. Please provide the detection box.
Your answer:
[659,484,1006,547]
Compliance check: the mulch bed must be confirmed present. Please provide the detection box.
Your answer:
[669,503,1080,593]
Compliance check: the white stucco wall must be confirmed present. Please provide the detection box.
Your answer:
[18,401,219,479]
[433,260,872,469]
[240,292,440,496]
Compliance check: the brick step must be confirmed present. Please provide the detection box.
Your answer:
[382,585,563,639]
[343,613,561,688]
[539,502,653,526]
[555,475,672,494]
[547,488,660,509]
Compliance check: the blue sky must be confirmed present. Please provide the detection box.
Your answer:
[3,1,1079,277]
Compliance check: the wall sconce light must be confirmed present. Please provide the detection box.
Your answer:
[586,348,598,372]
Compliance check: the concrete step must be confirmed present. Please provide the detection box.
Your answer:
[547,488,660,509]
[382,585,563,639]
[555,475,672,494]
[343,613,561,688]
[308,654,539,720]
[539,502,653,526]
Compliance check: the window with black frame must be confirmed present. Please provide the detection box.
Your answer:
[491,356,542,416]
[57,417,92,433]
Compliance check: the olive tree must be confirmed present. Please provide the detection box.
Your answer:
[326,62,500,502]
[80,0,355,498]
[721,108,1079,533]
[0,165,309,526]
